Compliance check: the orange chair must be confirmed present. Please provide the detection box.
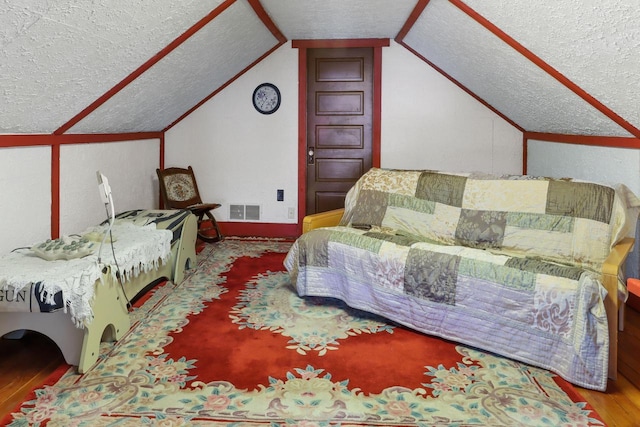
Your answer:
[156,166,223,243]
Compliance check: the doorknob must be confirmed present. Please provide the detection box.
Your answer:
[308,147,315,164]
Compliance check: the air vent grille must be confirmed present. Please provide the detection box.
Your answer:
[245,205,260,221]
[229,204,260,221]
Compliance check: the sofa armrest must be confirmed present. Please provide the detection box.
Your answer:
[601,236,635,380]
[302,208,345,233]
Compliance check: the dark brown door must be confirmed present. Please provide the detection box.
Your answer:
[306,48,373,215]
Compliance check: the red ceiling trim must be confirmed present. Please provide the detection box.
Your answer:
[54,0,237,135]
[395,0,431,42]
[291,39,390,49]
[247,0,287,43]
[450,0,640,140]
[398,41,524,133]
[163,41,286,132]
[525,132,640,149]
[0,132,162,148]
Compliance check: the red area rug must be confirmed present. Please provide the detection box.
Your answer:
[4,239,604,426]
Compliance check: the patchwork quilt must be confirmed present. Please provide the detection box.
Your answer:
[284,168,640,391]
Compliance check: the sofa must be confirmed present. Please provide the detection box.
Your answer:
[284,168,639,391]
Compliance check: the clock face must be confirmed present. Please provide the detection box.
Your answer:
[252,83,281,114]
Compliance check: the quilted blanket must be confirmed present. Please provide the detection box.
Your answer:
[284,226,609,390]
[284,168,640,391]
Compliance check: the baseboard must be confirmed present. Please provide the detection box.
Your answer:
[217,221,299,239]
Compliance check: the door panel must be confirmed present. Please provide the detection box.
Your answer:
[316,92,364,115]
[306,48,373,215]
[316,125,363,148]
[316,158,364,181]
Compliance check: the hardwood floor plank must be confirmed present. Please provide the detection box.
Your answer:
[0,332,66,419]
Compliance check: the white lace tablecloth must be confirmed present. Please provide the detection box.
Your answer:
[0,223,172,326]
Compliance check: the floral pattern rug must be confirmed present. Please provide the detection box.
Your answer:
[6,239,603,426]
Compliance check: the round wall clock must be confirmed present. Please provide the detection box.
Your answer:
[252,83,281,114]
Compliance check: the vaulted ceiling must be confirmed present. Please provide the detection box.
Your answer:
[2,0,639,138]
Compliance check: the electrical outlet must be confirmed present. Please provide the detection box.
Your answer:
[277,189,284,201]
[288,207,295,219]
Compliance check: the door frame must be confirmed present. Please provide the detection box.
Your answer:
[292,39,389,234]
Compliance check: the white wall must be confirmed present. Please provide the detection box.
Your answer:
[527,140,640,194]
[60,139,161,235]
[381,41,523,174]
[528,139,640,278]
[0,146,51,254]
[0,139,160,255]
[165,41,523,224]
[165,42,299,223]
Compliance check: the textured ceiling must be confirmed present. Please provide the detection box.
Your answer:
[403,0,632,136]
[463,0,640,135]
[261,0,417,40]
[0,0,226,134]
[1,0,639,138]
[68,1,277,133]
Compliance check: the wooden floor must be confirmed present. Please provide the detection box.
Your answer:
[1,314,640,425]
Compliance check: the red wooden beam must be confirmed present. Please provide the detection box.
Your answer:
[522,134,528,175]
[395,0,432,42]
[0,132,162,148]
[296,47,308,235]
[525,132,640,149]
[292,39,390,49]
[51,143,60,239]
[373,46,383,168]
[247,0,287,43]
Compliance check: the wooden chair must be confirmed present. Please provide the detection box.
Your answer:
[156,166,223,243]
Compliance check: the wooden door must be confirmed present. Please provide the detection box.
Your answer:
[306,48,373,214]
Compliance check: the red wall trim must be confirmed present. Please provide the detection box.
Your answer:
[373,46,383,168]
[158,133,166,209]
[296,47,308,235]
[55,0,237,135]
[395,0,431,42]
[0,132,162,148]
[219,221,299,238]
[292,39,390,49]
[398,41,524,133]
[51,144,60,239]
[525,132,640,149]
[522,134,527,175]
[247,0,287,43]
[159,133,165,170]
[449,0,640,139]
